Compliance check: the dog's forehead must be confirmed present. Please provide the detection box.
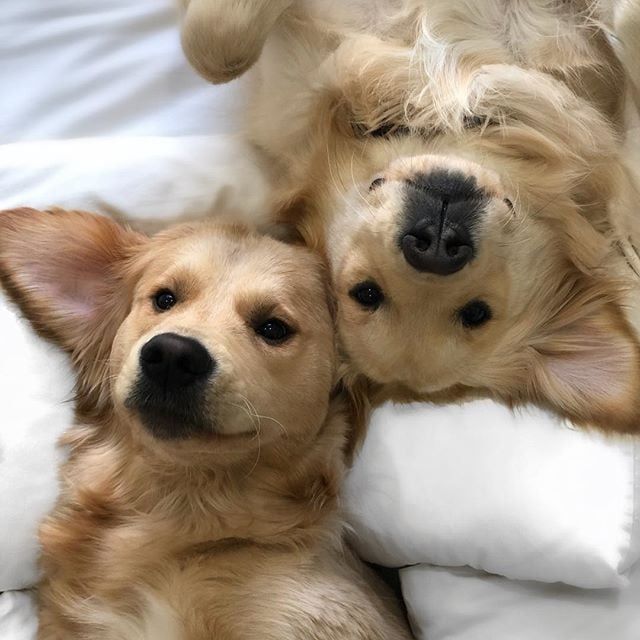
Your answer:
[140,225,326,299]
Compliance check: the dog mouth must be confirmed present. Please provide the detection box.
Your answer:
[125,379,216,440]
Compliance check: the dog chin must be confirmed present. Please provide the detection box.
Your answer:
[124,381,215,441]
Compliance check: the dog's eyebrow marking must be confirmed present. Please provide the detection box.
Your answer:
[243,298,298,331]
[247,300,278,322]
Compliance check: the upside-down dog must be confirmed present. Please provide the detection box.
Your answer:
[181,0,640,433]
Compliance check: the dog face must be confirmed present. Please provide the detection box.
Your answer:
[112,224,335,446]
[0,210,335,459]
[273,58,640,430]
[328,153,545,393]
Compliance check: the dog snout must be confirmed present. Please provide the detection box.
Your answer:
[400,170,486,275]
[140,333,214,390]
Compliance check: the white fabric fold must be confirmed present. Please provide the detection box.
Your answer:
[344,400,639,588]
[401,561,640,640]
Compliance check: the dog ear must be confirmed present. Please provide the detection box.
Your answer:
[0,208,146,410]
[531,299,640,433]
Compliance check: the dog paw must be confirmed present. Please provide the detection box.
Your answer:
[180,0,293,84]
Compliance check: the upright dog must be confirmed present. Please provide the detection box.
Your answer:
[181,0,640,433]
[0,208,412,639]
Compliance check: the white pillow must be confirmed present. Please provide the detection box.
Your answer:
[0,591,38,640]
[401,561,640,640]
[0,297,72,591]
[343,400,640,589]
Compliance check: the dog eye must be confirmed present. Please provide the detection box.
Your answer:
[463,114,486,129]
[255,318,293,344]
[462,114,497,130]
[353,122,409,138]
[349,281,385,310]
[457,300,492,328]
[153,289,177,312]
[369,177,385,191]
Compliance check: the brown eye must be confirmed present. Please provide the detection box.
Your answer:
[463,114,486,129]
[458,300,492,328]
[255,318,293,344]
[353,121,410,138]
[369,123,410,138]
[369,177,385,191]
[349,281,385,310]
[153,289,177,312]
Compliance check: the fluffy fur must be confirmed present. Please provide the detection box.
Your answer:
[181,0,640,433]
[0,208,411,639]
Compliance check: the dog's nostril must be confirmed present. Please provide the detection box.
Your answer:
[446,243,460,257]
[369,177,385,191]
[414,236,430,251]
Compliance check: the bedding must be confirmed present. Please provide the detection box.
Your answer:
[0,297,73,592]
[1,0,241,143]
[402,560,640,640]
[343,400,640,589]
[0,136,267,221]
[0,592,38,640]
[1,0,639,639]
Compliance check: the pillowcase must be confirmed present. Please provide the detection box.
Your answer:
[0,295,73,591]
[343,400,639,589]
[0,591,38,640]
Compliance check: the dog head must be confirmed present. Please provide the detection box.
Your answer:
[272,50,640,431]
[0,209,336,462]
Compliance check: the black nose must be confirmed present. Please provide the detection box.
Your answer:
[400,171,484,275]
[140,333,214,390]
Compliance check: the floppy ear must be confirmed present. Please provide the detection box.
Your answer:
[531,300,640,433]
[0,208,146,411]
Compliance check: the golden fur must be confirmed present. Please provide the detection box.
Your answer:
[181,0,640,433]
[0,208,411,639]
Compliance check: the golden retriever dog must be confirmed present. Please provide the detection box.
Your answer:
[181,0,640,433]
[0,208,412,640]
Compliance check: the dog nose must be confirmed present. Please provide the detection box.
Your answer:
[400,171,483,275]
[140,333,214,390]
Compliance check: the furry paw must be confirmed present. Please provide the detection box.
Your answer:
[180,0,293,84]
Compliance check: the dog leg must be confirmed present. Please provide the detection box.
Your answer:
[180,0,294,83]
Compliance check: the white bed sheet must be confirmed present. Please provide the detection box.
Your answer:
[403,560,640,640]
[0,135,267,221]
[0,0,242,143]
